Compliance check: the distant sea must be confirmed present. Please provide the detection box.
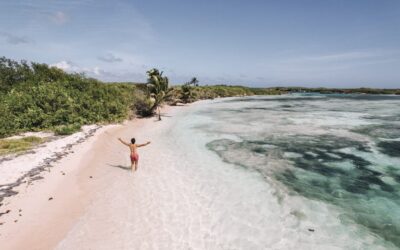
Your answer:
[172,94,400,249]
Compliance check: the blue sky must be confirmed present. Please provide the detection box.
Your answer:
[1,0,399,87]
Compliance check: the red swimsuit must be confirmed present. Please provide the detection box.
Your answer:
[130,153,139,163]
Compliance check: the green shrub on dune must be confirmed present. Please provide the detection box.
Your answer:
[54,123,82,135]
[133,89,154,117]
[178,78,199,104]
[175,84,283,101]
[0,57,135,138]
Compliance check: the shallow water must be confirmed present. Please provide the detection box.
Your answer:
[57,94,400,249]
[187,94,400,249]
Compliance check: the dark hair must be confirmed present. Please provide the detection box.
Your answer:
[131,138,136,144]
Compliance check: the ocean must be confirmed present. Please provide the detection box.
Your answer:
[171,94,400,249]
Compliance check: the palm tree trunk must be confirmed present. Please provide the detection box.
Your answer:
[158,107,161,121]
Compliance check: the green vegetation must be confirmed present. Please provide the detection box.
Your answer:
[146,68,173,120]
[1,56,398,140]
[174,85,284,102]
[180,78,199,103]
[0,136,44,155]
[0,57,135,138]
[132,69,174,119]
[54,123,83,135]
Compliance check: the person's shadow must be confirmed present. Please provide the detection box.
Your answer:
[107,164,131,171]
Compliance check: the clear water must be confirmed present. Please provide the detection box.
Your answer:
[186,94,400,249]
[57,94,400,249]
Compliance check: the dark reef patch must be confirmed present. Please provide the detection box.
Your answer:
[377,141,400,157]
[352,124,400,140]
[202,93,400,247]
[207,134,400,247]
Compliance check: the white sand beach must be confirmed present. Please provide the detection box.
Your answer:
[0,105,183,250]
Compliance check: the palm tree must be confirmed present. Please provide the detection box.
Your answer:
[146,68,172,120]
[190,77,199,86]
[180,77,199,103]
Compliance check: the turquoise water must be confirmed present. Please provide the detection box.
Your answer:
[192,94,400,248]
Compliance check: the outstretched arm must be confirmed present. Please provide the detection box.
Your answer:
[118,138,130,146]
[137,141,151,147]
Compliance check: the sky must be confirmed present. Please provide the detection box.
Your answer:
[0,0,400,88]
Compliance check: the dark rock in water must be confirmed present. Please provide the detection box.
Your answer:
[352,124,400,139]
[89,176,93,179]
[252,147,266,154]
[14,220,17,223]
[377,141,400,157]
[308,228,315,232]
[48,197,53,201]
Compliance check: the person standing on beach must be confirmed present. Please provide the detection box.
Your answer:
[118,138,151,172]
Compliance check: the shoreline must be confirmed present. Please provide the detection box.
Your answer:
[0,125,105,206]
[1,95,397,249]
[0,104,183,250]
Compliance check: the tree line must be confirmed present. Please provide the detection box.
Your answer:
[0,57,280,138]
[5,56,395,138]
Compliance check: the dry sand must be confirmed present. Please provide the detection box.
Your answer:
[0,105,183,250]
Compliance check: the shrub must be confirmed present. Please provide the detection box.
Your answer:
[0,136,44,155]
[54,123,82,135]
[133,89,153,117]
[0,57,136,138]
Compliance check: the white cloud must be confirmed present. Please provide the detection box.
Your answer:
[51,60,78,71]
[51,60,121,80]
[51,11,68,24]
[92,67,101,75]
[98,53,123,63]
[0,32,30,45]
[51,60,101,75]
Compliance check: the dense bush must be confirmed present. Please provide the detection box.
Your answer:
[166,84,285,104]
[182,85,284,101]
[0,57,135,138]
[54,123,83,135]
[133,89,154,117]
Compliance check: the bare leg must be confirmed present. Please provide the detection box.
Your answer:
[131,161,136,172]
[134,160,138,171]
